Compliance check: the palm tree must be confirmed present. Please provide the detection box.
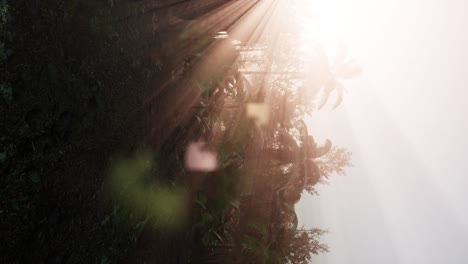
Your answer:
[313,46,362,109]
[267,119,332,196]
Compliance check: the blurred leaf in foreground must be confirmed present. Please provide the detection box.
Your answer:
[107,152,187,229]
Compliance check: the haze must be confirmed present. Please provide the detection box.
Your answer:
[298,0,468,263]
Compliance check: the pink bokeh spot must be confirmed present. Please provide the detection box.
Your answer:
[185,141,218,172]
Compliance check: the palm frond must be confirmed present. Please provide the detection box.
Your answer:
[332,82,344,109]
[315,139,332,158]
[317,80,335,110]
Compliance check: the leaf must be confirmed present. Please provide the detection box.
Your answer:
[195,115,202,125]
[315,139,333,158]
[332,82,345,109]
[195,195,207,209]
[134,216,149,231]
[317,83,334,110]
[212,230,224,243]
[201,211,214,225]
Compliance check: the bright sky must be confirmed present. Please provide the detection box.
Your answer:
[297,0,468,263]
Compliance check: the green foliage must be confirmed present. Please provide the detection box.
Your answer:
[195,193,236,247]
[315,146,353,180]
[0,0,11,65]
[107,152,187,229]
[273,228,329,264]
[64,0,81,21]
[0,151,6,163]
[0,0,357,261]
[0,0,8,29]
[64,0,117,37]
[1,1,13,103]
[0,41,11,62]
[0,82,12,101]
[237,222,283,264]
[89,8,115,36]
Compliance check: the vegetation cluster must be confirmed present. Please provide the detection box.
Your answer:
[0,1,357,263]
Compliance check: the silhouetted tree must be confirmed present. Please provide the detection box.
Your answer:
[277,228,329,264]
[316,45,362,109]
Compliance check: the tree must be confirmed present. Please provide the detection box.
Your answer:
[305,146,353,194]
[276,228,329,264]
[316,45,362,109]
[266,119,332,192]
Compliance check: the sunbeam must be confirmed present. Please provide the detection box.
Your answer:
[3,0,468,262]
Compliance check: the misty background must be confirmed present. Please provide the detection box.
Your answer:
[298,0,468,263]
